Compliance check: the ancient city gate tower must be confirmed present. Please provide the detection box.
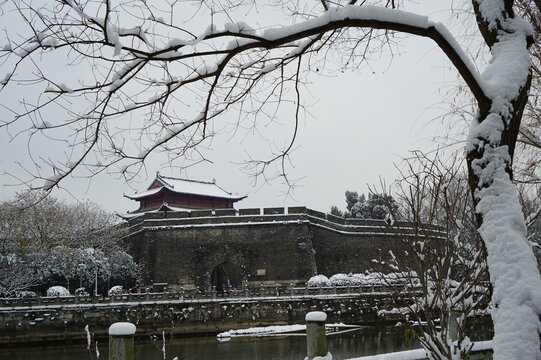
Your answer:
[123,172,246,214]
[121,174,445,293]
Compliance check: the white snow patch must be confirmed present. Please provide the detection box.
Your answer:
[217,324,305,338]
[307,352,333,360]
[306,311,327,322]
[46,286,70,297]
[224,22,255,35]
[307,275,331,287]
[58,83,73,93]
[1,73,10,85]
[106,22,122,56]
[433,23,484,92]
[262,6,430,41]
[347,341,492,359]
[108,285,124,296]
[108,322,136,336]
[168,38,186,47]
[260,63,275,74]
[481,31,531,101]
[85,325,91,349]
[216,323,357,339]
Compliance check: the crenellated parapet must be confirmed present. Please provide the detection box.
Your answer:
[124,206,445,239]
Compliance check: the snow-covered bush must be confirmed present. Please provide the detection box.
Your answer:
[109,250,139,288]
[325,272,419,287]
[17,291,37,298]
[47,286,70,297]
[329,273,366,286]
[383,271,419,286]
[75,287,89,296]
[36,246,138,291]
[0,253,40,297]
[108,285,124,296]
[74,247,111,287]
[38,246,112,290]
[306,275,330,287]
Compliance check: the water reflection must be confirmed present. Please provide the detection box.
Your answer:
[0,326,419,360]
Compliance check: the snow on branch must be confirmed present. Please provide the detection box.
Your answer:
[0,1,489,191]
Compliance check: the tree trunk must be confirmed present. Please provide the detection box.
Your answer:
[467,1,541,358]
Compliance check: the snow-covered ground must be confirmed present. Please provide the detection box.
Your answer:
[347,340,492,360]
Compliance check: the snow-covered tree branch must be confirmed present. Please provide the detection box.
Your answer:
[378,151,489,360]
[1,0,540,358]
[1,0,489,190]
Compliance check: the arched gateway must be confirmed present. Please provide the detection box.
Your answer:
[210,262,242,294]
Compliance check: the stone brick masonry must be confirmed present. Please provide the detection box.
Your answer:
[124,207,445,292]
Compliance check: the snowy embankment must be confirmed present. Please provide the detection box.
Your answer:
[216,323,361,339]
[345,340,492,360]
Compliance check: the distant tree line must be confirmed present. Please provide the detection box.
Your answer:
[0,192,138,297]
[330,191,398,220]
[329,183,539,253]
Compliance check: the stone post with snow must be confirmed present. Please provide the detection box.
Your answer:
[109,322,136,360]
[305,311,331,360]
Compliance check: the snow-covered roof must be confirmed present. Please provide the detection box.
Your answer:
[156,203,194,212]
[124,173,246,201]
[125,186,163,199]
[116,203,198,220]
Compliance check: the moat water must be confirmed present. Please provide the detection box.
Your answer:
[1,321,493,360]
[1,327,411,360]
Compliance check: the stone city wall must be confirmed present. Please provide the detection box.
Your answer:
[124,207,445,292]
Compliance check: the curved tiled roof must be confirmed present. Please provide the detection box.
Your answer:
[124,173,246,201]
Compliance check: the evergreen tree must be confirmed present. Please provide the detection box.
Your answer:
[329,206,343,218]
[332,191,398,220]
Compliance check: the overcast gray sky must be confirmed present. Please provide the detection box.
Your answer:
[0,1,473,214]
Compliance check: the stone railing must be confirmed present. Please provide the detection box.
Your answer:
[0,284,420,308]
